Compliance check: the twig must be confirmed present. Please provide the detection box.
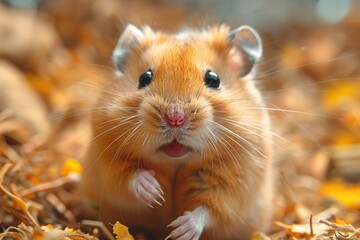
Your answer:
[310,214,314,236]
[0,226,29,240]
[311,207,338,223]
[320,219,360,237]
[19,175,79,197]
[0,162,39,227]
[0,197,33,226]
[320,219,353,232]
[45,192,76,223]
[54,233,96,240]
[82,220,115,240]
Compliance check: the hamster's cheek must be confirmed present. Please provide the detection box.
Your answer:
[138,96,166,130]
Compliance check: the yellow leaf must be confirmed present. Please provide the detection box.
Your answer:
[113,221,134,240]
[61,157,82,176]
[331,130,359,147]
[334,217,348,226]
[40,225,90,240]
[320,180,360,209]
[322,79,360,111]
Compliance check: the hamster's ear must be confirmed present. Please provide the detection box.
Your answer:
[113,24,144,72]
[228,25,262,76]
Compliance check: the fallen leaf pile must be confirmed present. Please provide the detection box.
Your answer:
[0,0,359,239]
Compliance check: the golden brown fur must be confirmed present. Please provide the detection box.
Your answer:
[81,25,273,239]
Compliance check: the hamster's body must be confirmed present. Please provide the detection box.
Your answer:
[81,25,273,240]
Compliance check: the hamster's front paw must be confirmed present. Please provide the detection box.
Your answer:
[166,207,208,240]
[131,169,165,208]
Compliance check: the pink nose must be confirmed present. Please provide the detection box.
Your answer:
[165,114,186,127]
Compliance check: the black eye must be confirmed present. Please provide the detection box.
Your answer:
[138,69,153,89]
[204,70,220,89]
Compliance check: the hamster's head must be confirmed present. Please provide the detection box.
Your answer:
[105,24,264,164]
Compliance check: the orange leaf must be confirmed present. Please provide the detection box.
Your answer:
[113,221,134,240]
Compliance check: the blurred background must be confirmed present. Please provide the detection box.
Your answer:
[0,0,359,238]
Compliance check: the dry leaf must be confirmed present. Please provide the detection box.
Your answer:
[322,79,360,111]
[1,1,360,240]
[113,221,134,240]
[320,180,360,209]
[275,221,331,238]
[61,157,82,176]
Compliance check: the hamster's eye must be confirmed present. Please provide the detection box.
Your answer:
[138,69,153,89]
[204,70,221,89]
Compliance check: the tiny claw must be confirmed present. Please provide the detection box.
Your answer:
[159,187,164,196]
[154,199,162,206]
[158,193,166,203]
[146,203,154,209]
[164,234,172,240]
[166,207,208,240]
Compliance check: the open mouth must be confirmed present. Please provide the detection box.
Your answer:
[159,140,191,158]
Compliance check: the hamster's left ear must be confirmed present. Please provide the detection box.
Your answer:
[228,25,262,76]
[113,24,144,72]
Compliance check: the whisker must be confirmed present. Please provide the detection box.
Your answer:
[212,101,340,120]
[76,81,125,98]
[217,117,287,152]
[72,63,116,72]
[113,122,144,160]
[237,106,339,119]
[210,121,266,168]
[204,128,241,191]
[259,77,360,99]
[87,122,140,171]
[265,101,324,150]
[215,131,264,184]
[88,115,138,140]
[257,53,357,79]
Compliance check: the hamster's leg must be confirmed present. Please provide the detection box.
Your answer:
[167,159,267,240]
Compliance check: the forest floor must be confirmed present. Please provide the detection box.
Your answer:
[0,0,359,239]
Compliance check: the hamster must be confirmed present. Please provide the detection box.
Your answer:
[81,24,273,240]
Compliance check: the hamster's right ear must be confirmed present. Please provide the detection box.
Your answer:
[113,24,144,72]
[228,25,263,76]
